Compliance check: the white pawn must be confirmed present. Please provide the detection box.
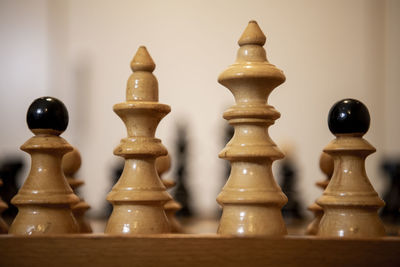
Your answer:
[317,99,385,237]
[9,97,79,235]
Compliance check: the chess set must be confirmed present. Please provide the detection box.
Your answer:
[0,21,399,267]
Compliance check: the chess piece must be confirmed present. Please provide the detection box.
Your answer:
[216,21,288,236]
[9,97,79,235]
[317,99,386,237]
[278,144,304,222]
[174,125,193,217]
[156,154,183,233]
[105,46,172,234]
[380,159,400,223]
[279,159,304,221]
[306,152,333,235]
[0,179,8,234]
[63,148,92,233]
[0,158,24,219]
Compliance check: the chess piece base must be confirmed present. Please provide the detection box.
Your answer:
[217,205,287,236]
[9,205,78,235]
[105,204,170,234]
[318,207,386,237]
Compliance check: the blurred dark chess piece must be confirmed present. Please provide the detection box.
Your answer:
[278,148,304,222]
[0,157,24,221]
[174,125,193,217]
[380,159,400,224]
[0,179,8,233]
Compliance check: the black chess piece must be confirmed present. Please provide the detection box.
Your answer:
[328,98,370,134]
[0,157,24,221]
[174,125,192,217]
[27,96,69,132]
[380,159,400,223]
[279,158,304,221]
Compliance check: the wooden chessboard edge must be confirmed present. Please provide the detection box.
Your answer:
[0,234,399,267]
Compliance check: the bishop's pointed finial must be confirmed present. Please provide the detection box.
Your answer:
[127,46,158,101]
[130,46,156,72]
[106,45,171,234]
[238,20,266,46]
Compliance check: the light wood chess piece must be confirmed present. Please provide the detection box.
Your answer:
[0,179,8,234]
[317,99,386,237]
[306,152,333,235]
[63,148,92,233]
[216,20,288,236]
[156,154,183,233]
[105,46,172,234]
[9,97,79,235]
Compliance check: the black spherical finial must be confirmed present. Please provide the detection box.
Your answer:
[27,97,69,134]
[328,98,370,135]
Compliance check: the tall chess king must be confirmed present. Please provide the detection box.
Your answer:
[217,21,288,236]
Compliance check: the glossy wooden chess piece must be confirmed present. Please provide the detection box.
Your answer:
[9,97,79,235]
[63,148,92,233]
[217,20,288,236]
[317,99,386,237]
[306,152,333,235]
[105,46,172,234]
[156,155,183,233]
[0,179,8,234]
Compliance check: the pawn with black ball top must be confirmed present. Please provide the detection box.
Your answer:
[9,97,79,235]
[317,99,386,237]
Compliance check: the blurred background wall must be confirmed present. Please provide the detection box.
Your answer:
[0,0,399,218]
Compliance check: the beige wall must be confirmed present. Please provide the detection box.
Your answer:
[1,0,399,218]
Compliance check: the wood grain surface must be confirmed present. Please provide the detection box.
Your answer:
[1,234,399,267]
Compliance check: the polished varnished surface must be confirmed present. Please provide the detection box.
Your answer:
[328,98,370,135]
[105,46,171,234]
[317,99,385,237]
[0,235,399,267]
[26,96,69,133]
[217,21,287,236]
